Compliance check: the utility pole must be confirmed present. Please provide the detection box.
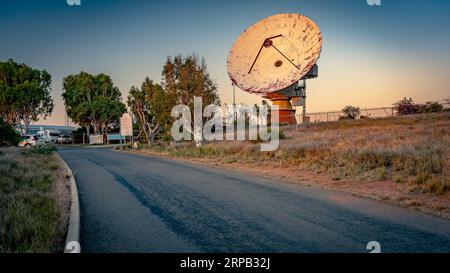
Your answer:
[302,79,307,123]
[232,82,237,122]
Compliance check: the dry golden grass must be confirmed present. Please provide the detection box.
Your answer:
[139,113,449,195]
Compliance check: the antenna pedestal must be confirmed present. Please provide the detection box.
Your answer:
[263,92,297,125]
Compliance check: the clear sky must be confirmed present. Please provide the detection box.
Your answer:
[1,0,449,125]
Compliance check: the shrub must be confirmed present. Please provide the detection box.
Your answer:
[397,97,418,115]
[28,144,58,155]
[0,119,20,146]
[421,102,444,113]
[341,106,360,120]
[397,98,444,115]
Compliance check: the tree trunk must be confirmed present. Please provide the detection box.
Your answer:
[92,123,98,135]
[148,122,160,144]
[23,120,30,135]
[138,112,151,145]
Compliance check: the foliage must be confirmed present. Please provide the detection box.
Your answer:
[127,78,170,144]
[162,54,220,132]
[130,54,220,142]
[25,143,58,155]
[0,118,20,146]
[397,97,418,116]
[0,59,54,133]
[397,98,445,116]
[341,105,360,120]
[421,101,444,113]
[62,72,126,135]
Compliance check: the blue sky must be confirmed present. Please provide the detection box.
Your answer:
[1,0,449,125]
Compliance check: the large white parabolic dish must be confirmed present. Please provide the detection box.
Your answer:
[227,13,322,94]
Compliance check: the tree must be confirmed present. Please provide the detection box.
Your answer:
[341,105,360,120]
[0,59,54,133]
[127,77,170,144]
[162,54,219,110]
[62,72,126,135]
[161,54,220,140]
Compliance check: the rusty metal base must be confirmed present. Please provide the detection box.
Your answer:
[263,93,297,125]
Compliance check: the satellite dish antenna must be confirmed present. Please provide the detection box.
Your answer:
[227,13,322,124]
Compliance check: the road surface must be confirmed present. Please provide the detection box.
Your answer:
[58,147,450,253]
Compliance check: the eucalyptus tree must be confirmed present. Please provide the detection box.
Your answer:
[0,59,53,133]
[62,72,126,135]
[127,77,170,144]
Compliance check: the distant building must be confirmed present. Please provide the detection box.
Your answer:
[16,125,76,136]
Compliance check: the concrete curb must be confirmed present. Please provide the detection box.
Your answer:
[56,153,81,253]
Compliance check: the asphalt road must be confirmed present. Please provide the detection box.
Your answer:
[58,147,450,253]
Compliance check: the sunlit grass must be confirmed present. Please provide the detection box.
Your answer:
[138,113,449,194]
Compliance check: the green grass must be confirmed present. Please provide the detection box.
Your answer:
[0,146,67,253]
[136,113,449,194]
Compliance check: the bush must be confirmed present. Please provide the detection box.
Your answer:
[397,98,444,115]
[421,102,444,113]
[341,106,360,120]
[0,119,20,146]
[397,97,418,115]
[25,144,58,155]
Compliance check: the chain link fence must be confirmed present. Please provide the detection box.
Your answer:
[296,100,450,124]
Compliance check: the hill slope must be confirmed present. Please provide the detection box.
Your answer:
[133,113,450,217]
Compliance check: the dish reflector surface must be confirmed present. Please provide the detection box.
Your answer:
[227,13,322,94]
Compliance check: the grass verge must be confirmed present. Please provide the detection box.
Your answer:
[0,145,70,253]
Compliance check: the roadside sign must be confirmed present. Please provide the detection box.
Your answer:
[89,135,103,145]
[120,113,133,136]
[107,134,125,141]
